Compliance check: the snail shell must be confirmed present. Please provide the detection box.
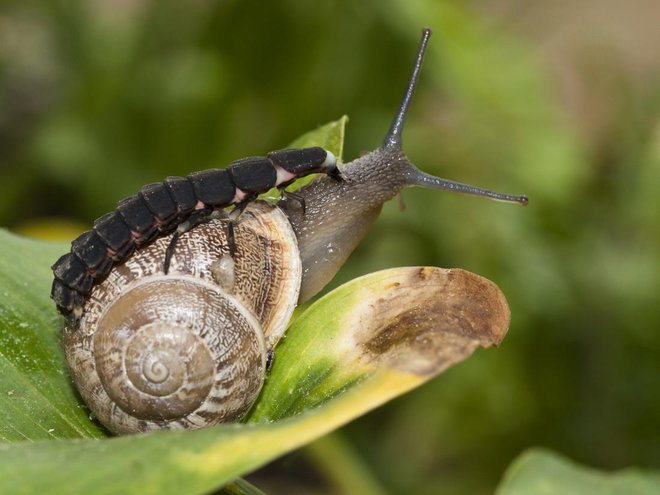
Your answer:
[64,202,301,434]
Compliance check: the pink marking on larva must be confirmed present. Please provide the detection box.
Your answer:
[274,165,297,186]
[232,188,248,203]
[195,200,206,210]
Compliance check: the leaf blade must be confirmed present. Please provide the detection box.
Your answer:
[497,448,660,495]
[0,231,105,441]
[0,265,509,493]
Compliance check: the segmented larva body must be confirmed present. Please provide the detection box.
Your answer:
[51,147,339,320]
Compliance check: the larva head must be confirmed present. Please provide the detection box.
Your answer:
[267,147,341,181]
[280,28,528,303]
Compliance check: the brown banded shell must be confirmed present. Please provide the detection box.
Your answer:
[64,201,301,434]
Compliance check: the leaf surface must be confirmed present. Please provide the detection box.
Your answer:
[497,449,660,495]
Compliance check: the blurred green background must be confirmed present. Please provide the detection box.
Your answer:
[1,0,659,493]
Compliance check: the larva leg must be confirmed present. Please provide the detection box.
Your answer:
[226,221,236,258]
[228,194,257,222]
[278,187,306,215]
[162,207,214,273]
[225,195,257,258]
[163,231,181,274]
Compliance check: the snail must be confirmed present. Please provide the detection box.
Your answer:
[53,28,528,435]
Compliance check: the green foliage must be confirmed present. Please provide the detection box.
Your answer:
[497,449,660,495]
[0,232,104,441]
[0,230,508,493]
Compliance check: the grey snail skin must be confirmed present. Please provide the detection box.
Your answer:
[54,28,527,435]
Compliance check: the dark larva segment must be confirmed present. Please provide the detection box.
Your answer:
[117,194,156,237]
[71,230,113,278]
[51,279,85,316]
[94,212,135,260]
[140,182,178,231]
[267,147,328,175]
[51,253,94,294]
[188,169,235,206]
[227,157,277,193]
[165,177,197,217]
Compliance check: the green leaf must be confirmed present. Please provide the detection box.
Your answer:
[287,116,347,161]
[0,231,104,441]
[247,266,510,422]
[219,478,268,495]
[0,259,510,493]
[497,449,660,495]
[304,432,388,495]
[0,118,511,493]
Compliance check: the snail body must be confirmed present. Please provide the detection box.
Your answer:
[53,29,527,434]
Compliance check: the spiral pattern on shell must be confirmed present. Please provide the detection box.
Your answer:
[92,278,265,425]
[64,202,301,434]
